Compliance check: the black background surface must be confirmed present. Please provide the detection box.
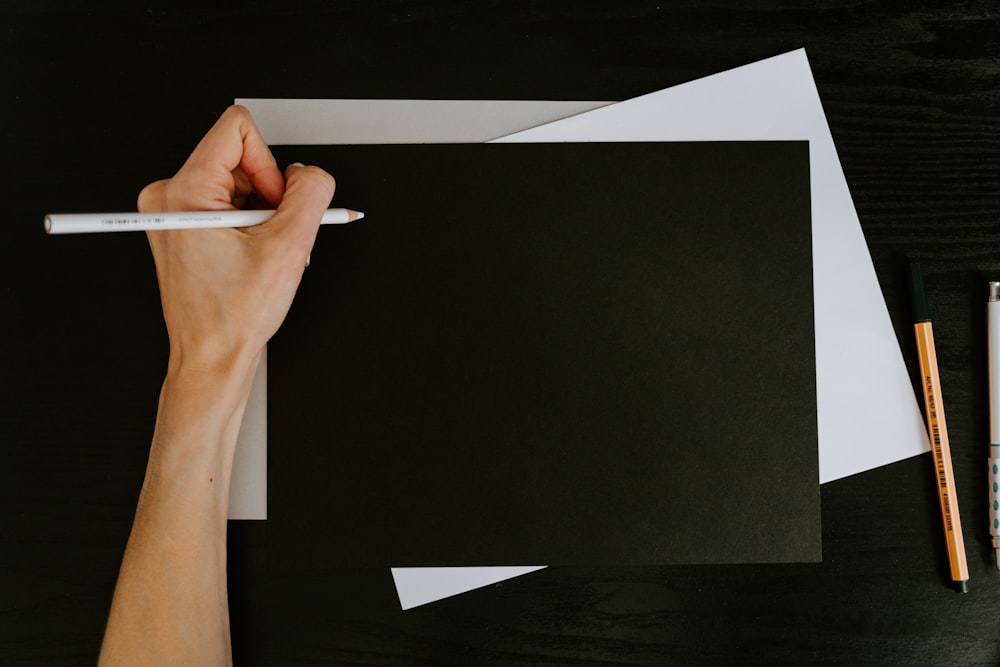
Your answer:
[3,2,1000,664]
[267,142,818,568]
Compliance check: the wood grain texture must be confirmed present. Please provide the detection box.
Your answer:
[2,1,999,664]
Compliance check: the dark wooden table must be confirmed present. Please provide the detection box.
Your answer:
[3,2,999,664]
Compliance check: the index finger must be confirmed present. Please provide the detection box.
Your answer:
[182,105,285,207]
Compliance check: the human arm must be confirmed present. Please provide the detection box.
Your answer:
[99,106,334,666]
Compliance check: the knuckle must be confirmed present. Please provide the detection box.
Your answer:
[138,179,168,212]
[295,165,336,200]
[320,171,336,198]
[225,104,253,123]
[310,167,337,198]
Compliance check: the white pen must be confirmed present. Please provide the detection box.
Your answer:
[988,281,1000,570]
[43,208,364,234]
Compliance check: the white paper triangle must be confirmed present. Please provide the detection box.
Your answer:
[391,566,547,610]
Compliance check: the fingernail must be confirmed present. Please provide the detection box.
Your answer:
[305,253,311,267]
[291,162,305,168]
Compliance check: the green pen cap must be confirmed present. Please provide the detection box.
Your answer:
[908,262,931,323]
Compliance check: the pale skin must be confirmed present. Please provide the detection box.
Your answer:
[99,106,335,666]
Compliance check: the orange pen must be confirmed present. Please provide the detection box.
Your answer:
[909,262,969,592]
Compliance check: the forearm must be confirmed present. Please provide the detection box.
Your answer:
[100,352,259,666]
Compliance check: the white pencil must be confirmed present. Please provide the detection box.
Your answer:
[44,208,364,234]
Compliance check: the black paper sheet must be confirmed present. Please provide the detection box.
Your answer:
[267,142,820,567]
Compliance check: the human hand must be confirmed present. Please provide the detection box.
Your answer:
[138,105,335,375]
[102,106,333,665]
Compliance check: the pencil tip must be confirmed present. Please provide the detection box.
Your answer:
[956,580,969,593]
[356,211,365,221]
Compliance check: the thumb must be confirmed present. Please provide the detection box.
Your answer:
[261,162,336,253]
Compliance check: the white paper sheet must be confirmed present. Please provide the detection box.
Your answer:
[494,49,930,484]
[228,347,267,520]
[236,48,930,608]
